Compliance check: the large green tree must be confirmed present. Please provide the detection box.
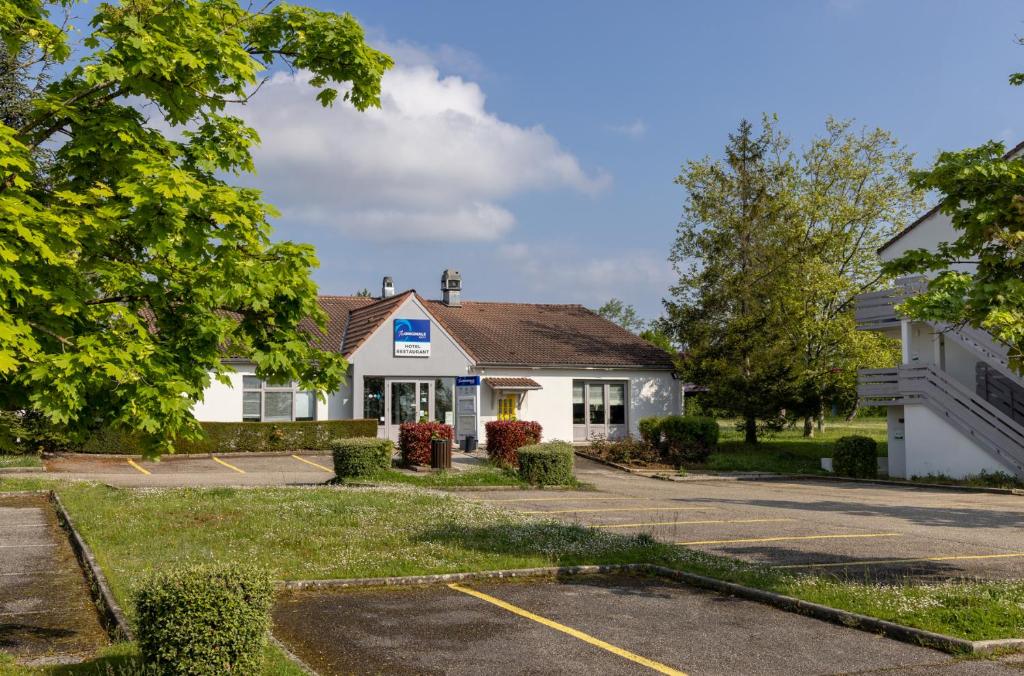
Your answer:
[594,298,646,334]
[884,54,1024,372]
[0,0,391,453]
[666,116,912,442]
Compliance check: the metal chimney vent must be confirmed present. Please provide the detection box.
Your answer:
[381,276,395,299]
[441,269,461,307]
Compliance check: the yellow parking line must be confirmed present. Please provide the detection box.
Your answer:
[596,518,795,529]
[776,551,1024,570]
[291,455,333,473]
[211,456,245,474]
[524,506,711,515]
[482,497,653,503]
[448,583,686,675]
[126,459,151,475]
[678,533,901,546]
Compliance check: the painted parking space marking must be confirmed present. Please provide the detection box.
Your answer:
[291,455,333,473]
[447,583,687,676]
[211,456,246,474]
[677,533,901,546]
[126,459,151,475]
[524,506,713,515]
[776,551,1024,570]
[481,496,654,503]
[596,518,795,529]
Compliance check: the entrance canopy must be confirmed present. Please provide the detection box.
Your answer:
[483,377,542,391]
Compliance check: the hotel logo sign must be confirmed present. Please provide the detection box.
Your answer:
[393,319,431,357]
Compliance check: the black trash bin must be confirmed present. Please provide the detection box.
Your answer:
[431,438,452,470]
[460,435,477,452]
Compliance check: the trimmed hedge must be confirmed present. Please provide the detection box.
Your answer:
[332,437,394,477]
[398,422,453,466]
[484,420,542,466]
[637,416,664,448]
[517,441,574,485]
[77,419,377,455]
[649,415,719,466]
[833,435,878,478]
[135,564,273,675]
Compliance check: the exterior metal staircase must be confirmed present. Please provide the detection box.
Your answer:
[859,364,1024,478]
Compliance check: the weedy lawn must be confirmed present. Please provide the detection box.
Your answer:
[697,417,889,474]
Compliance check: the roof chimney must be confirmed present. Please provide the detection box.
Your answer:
[381,276,395,299]
[441,269,461,307]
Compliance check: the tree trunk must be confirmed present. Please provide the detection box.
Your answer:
[845,400,859,422]
[744,415,757,444]
[816,402,826,433]
[803,416,814,438]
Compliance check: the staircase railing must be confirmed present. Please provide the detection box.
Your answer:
[859,364,1024,478]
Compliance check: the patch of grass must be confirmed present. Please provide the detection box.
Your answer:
[911,471,1024,490]
[691,417,888,474]
[3,476,1020,643]
[348,466,528,488]
[0,455,41,469]
[0,642,305,675]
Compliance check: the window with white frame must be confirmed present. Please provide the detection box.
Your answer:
[242,376,316,422]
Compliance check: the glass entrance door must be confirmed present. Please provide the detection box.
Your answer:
[388,380,431,441]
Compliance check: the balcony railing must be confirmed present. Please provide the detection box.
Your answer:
[854,277,927,331]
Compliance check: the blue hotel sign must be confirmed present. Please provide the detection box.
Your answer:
[455,376,480,387]
[393,319,431,357]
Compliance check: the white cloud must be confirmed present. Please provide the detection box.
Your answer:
[497,243,672,308]
[235,64,609,241]
[607,119,646,139]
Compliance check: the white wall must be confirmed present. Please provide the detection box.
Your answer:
[192,362,255,422]
[886,405,906,478]
[477,368,681,444]
[880,210,975,274]
[903,405,1017,478]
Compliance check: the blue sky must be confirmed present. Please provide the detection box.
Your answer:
[127,1,1024,317]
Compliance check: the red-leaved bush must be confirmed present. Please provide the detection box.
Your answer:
[398,422,453,466]
[484,420,542,466]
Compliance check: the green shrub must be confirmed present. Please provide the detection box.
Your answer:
[332,437,394,477]
[589,436,660,465]
[517,441,575,485]
[135,564,273,675]
[637,417,664,448]
[660,415,719,466]
[77,419,377,455]
[832,435,878,478]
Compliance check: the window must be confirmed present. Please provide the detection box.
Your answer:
[434,378,454,424]
[498,394,517,421]
[364,377,385,423]
[572,383,585,424]
[609,383,626,425]
[242,377,315,422]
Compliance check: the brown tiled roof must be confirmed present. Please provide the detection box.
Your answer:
[301,296,375,352]
[484,377,542,389]
[425,299,675,369]
[340,290,415,356]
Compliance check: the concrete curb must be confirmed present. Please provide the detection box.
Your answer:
[0,466,44,474]
[48,490,134,642]
[268,633,321,676]
[280,563,1023,656]
[575,451,1024,495]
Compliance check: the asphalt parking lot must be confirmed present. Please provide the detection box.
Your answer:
[470,458,1024,582]
[272,575,1018,676]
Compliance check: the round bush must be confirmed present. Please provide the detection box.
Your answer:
[484,420,542,466]
[517,441,574,485]
[397,422,453,466]
[637,417,664,449]
[135,564,273,675]
[332,437,394,477]
[659,415,719,466]
[832,435,878,478]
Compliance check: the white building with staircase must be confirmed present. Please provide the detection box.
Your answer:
[856,180,1024,480]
